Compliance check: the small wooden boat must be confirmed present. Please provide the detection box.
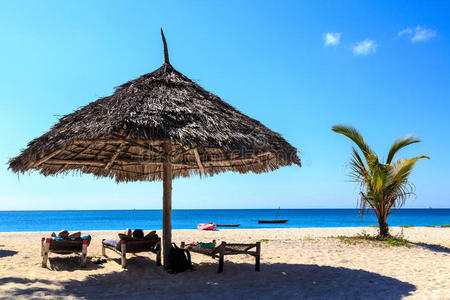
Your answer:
[198,223,217,230]
[258,219,288,224]
[258,207,289,224]
[216,224,240,227]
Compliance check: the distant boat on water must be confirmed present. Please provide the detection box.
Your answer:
[258,207,289,224]
[258,219,289,224]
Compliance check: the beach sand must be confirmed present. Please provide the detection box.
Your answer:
[0,227,449,299]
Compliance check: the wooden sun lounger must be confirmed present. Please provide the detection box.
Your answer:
[181,240,261,273]
[41,237,90,268]
[102,238,161,268]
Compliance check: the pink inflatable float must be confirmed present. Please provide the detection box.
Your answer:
[197,222,217,230]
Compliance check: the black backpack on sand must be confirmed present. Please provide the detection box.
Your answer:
[167,243,193,274]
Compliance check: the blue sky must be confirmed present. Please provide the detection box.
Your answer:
[0,1,449,210]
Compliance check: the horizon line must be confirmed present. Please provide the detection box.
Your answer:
[1,207,448,212]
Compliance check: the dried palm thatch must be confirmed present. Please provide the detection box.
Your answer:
[8,29,301,268]
[9,31,300,181]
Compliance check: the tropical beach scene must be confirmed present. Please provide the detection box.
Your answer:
[0,1,449,299]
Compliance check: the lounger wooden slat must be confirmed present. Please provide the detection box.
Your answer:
[181,241,261,273]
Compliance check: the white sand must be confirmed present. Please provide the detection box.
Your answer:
[0,227,449,299]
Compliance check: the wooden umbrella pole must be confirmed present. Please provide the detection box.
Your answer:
[162,142,173,269]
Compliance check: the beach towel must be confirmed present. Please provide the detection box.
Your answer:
[51,235,90,242]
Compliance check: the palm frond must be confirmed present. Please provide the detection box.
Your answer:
[348,147,369,183]
[332,125,376,162]
[386,135,421,164]
[391,155,430,185]
[384,155,429,212]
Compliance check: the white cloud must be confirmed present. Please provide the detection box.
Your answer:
[323,32,341,47]
[353,39,377,56]
[398,28,413,36]
[412,26,436,42]
[398,26,436,43]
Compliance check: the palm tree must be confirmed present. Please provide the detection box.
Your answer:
[332,125,429,238]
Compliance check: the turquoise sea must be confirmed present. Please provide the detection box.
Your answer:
[0,209,449,232]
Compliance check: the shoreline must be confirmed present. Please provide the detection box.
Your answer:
[1,225,449,233]
[2,227,449,248]
[1,208,449,212]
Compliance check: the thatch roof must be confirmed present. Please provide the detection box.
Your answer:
[9,30,301,182]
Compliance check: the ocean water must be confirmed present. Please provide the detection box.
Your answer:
[0,209,449,232]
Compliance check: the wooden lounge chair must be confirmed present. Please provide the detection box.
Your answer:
[102,238,161,268]
[181,240,261,273]
[41,236,91,268]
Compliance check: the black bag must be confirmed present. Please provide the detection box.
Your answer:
[168,243,192,273]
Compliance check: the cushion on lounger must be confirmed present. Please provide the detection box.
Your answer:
[103,239,120,248]
[104,238,159,252]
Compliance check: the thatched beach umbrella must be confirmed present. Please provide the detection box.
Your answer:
[9,29,301,268]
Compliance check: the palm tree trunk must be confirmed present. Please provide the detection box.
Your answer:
[377,216,389,238]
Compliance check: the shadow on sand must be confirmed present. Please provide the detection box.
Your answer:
[410,242,450,254]
[0,261,416,299]
[0,249,18,258]
[47,256,105,272]
[102,253,158,269]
